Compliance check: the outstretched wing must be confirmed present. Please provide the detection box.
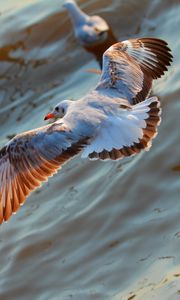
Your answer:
[0,122,87,224]
[96,38,173,104]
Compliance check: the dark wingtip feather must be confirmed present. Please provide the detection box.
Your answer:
[138,37,173,79]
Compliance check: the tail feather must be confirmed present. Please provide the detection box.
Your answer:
[86,97,161,161]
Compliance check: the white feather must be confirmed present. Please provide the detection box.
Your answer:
[81,97,156,158]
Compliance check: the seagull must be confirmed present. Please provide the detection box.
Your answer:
[63,0,117,68]
[0,38,172,224]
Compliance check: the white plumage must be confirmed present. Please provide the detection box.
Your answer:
[0,37,172,223]
[63,0,109,46]
[63,0,117,68]
[81,97,157,158]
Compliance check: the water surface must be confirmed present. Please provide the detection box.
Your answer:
[0,0,180,299]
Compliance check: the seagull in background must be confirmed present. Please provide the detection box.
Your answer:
[63,0,117,68]
[0,38,172,224]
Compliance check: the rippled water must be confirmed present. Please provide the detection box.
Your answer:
[0,0,180,299]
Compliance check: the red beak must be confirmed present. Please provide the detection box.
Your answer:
[44,113,55,121]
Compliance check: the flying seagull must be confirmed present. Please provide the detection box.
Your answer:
[63,0,117,68]
[0,38,172,224]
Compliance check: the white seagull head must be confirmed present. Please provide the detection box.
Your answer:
[44,99,72,120]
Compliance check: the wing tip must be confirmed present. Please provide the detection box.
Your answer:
[135,37,173,79]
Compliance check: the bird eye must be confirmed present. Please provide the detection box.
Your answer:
[55,107,59,112]
[98,31,105,36]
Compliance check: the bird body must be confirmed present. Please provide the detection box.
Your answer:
[64,0,109,46]
[63,0,117,68]
[0,37,172,223]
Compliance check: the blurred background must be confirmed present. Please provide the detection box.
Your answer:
[0,0,180,299]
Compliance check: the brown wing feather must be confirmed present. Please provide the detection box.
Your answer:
[0,138,87,224]
[97,37,172,104]
[121,38,173,103]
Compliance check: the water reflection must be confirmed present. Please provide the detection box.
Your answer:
[0,41,26,65]
[0,39,48,80]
